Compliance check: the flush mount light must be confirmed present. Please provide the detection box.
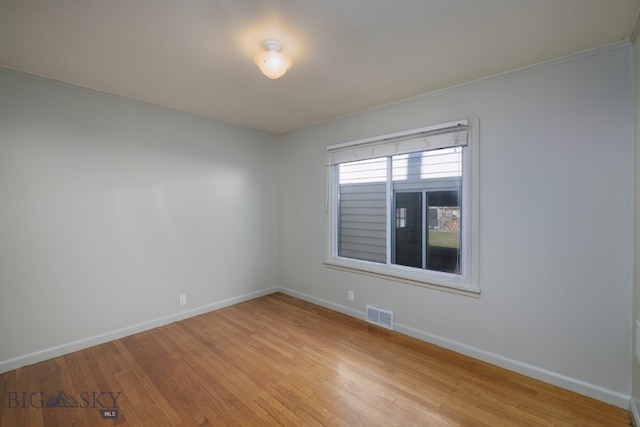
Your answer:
[254,39,292,79]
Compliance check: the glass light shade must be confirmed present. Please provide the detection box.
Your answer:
[254,50,292,79]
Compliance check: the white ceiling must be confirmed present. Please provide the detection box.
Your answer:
[1,1,639,134]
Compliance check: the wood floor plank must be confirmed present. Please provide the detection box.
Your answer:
[0,292,632,426]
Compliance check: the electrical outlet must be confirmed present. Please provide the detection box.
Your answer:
[179,294,187,306]
[347,291,354,302]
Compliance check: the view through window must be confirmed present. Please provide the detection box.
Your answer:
[326,120,478,292]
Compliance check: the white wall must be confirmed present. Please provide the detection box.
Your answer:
[0,69,280,371]
[279,43,634,406]
[632,34,640,421]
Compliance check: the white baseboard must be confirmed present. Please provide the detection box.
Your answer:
[0,287,278,374]
[278,286,631,409]
[394,322,630,409]
[278,287,364,320]
[631,396,639,426]
[2,285,632,411]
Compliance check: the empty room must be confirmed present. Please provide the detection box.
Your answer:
[1,1,640,425]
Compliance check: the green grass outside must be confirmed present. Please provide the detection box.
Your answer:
[428,230,460,248]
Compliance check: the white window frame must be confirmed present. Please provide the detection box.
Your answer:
[325,119,479,296]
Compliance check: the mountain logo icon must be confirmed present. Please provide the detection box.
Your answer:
[46,391,80,408]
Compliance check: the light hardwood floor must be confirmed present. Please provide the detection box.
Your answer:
[0,292,632,426]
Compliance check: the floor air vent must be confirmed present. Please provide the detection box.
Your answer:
[366,305,394,330]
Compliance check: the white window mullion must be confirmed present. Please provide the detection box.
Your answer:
[331,165,339,259]
[385,156,393,266]
[422,191,427,269]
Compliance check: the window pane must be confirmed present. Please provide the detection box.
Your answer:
[337,158,387,263]
[392,148,461,181]
[420,147,462,179]
[394,192,423,268]
[392,148,462,274]
[426,191,460,274]
[339,158,387,183]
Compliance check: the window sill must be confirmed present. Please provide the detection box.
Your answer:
[324,258,480,298]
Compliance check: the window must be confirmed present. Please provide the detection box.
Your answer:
[325,120,479,294]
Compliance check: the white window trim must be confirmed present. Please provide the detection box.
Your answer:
[325,119,480,297]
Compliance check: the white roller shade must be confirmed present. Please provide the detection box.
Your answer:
[327,121,468,166]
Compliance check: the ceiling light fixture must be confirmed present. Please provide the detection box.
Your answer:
[254,39,292,80]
